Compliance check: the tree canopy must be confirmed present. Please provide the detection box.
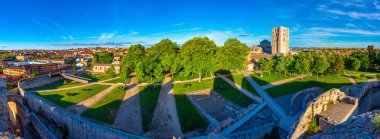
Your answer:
[93,51,114,64]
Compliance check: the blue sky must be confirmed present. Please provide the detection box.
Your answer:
[0,0,380,49]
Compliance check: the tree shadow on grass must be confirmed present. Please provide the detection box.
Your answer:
[34,93,75,108]
[212,70,254,108]
[265,80,352,98]
[81,100,123,124]
[139,84,162,132]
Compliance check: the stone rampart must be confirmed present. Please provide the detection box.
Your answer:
[288,88,351,139]
[30,113,57,139]
[22,89,147,139]
[18,75,63,90]
[0,78,8,132]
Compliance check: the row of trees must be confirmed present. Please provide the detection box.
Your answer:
[259,51,374,80]
[92,51,114,64]
[120,37,249,82]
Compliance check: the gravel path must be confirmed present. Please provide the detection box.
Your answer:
[66,84,118,115]
[148,75,183,138]
[344,72,357,85]
[113,77,143,134]
[260,74,307,89]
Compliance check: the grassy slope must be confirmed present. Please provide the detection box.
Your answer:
[82,86,125,124]
[226,74,258,95]
[266,74,351,97]
[31,80,84,90]
[213,78,254,107]
[36,84,110,108]
[173,80,211,133]
[250,73,292,86]
[105,77,130,84]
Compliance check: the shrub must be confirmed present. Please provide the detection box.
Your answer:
[63,80,68,85]
[309,118,319,134]
[359,74,366,79]
[183,83,191,88]
[374,113,380,130]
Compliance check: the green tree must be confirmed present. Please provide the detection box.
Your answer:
[180,37,217,82]
[72,63,77,71]
[216,38,249,72]
[93,51,114,64]
[258,58,275,76]
[150,39,179,77]
[274,55,286,75]
[295,53,310,80]
[31,70,38,78]
[350,58,361,73]
[284,55,294,77]
[313,54,330,80]
[135,62,145,82]
[121,44,146,71]
[106,65,117,77]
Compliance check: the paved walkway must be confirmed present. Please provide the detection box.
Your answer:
[149,75,183,138]
[344,72,357,85]
[113,77,143,134]
[218,74,263,103]
[66,84,119,115]
[242,71,287,119]
[260,74,307,90]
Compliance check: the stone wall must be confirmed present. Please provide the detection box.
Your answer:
[18,75,63,90]
[288,88,349,139]
[0,78,8,132]
[30,113,57,139]
[357,88,380,114]
[23,89,147,139]
[310,110,380,138]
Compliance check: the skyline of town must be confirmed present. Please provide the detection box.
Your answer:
[1,0,380,49]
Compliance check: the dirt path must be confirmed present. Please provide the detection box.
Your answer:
[218,74,263,103]
[148,75,182,138]
[344,72,357,85]
[66,84,119,115]
[260,74,307,89]
[113,77,143,134]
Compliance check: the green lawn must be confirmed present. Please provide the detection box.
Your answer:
[353,75,378,84]
[250,73,292,86]
[31,80,84,90]
[35,84,110,108]
[173,79,214,94]
[226,74,258,95]
[82,86,125,124]
[139,85,161,132]
[174,93,207,133]
[266,75,351,97]
[80,73,112,82]
[213,78,254,107]
[345,70,380,75]
[173,79,210,132]
[105,77,130,84]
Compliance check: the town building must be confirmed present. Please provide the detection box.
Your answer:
[272,26,289,54]
[250,46,263,54]
[259,39,272,54]
[16,56,27,61]
[92,64,120,74]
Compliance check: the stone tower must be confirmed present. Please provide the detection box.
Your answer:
[272,26,289,54]
[0,77,8,132]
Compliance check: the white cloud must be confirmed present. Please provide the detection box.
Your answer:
[172,23,185,26]
[98,33,115,41]
[310,27,380,36]
[374,0,380,10]
[331,0,365,8]
[346,23,356,28]
[318,5,380,20]
[128,31,139,36]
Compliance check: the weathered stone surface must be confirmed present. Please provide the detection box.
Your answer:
[310,110,380,139]
[0,78,8,132]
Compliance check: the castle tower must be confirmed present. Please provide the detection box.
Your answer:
[0,77,8,131]
[272,26,289,54]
